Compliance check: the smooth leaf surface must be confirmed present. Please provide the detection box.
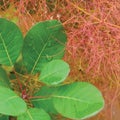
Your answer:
[18,108,51,120]
[32,82,104,119]
[0,18,23,66]
[0,67,10,88]
[0,86,27,116]
[40,60,70,85]
[32,86,58,114]
[22,20,66,74]
[0,115,9,120]
[14,58,27,75]
[53,82,104,119]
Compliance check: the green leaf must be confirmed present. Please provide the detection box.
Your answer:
[22,20,67,74]
[53,82,104,119]
[0,67,10,88]
[40,60,70,85]
[32,82,104,119]
[0,115,9,120]
[0,18,23,66]
[32,86,58,114]
[14,58,27,75]
[0,86,27,116]
[18,108,51,120]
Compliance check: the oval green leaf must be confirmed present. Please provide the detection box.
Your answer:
[22,20,67,74]
[0,18,23,66]
[53,82,104,119]
[0,86,27,116]
[0,67,10,88]
[18,108,51,120]
[40,60,70,85]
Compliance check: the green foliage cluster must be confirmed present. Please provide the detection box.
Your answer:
[0,18,104,120]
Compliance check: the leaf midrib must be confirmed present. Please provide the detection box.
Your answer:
[27,110,34,120]
[32,95,95,104]
[31,43,48,74]
[53,95,94,104]
[5,96,19,102]
[0,96,19,103]
[0,33,13,65]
